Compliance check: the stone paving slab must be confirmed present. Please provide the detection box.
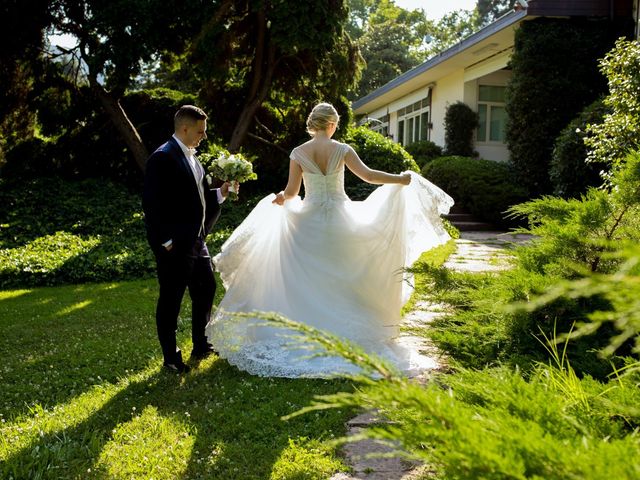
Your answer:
[333,230,530,479]
[444,231,533,272]
[329,427,422,480]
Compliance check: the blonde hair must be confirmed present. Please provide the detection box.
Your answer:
[306,103,339,136]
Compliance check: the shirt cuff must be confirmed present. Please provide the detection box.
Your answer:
[161,239,173,248]
[216,188,225,204]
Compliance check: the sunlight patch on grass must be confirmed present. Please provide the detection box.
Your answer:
[55,299,93,316]
[96,405,196,479]
[0,289,31,301]
[270,437,347,480]
[402,239,457,315]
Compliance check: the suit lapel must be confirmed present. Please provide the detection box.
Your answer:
[167,137,192,175]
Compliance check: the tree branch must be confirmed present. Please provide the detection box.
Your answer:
[254,115,275,139]
[247,132,289,154]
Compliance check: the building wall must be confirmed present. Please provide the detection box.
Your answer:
[430,70,466,147]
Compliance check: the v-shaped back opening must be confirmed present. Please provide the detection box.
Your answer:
[296,143,344,175]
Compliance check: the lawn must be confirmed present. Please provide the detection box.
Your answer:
[0,278,354,479]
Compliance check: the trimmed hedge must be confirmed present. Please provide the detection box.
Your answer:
[404,140,443,169]
[422,156,528,227]
[444,101,478,157]
[342,126,419,199]
[550,99,608,198]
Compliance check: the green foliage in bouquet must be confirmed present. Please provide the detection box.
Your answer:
[200,150,257,200]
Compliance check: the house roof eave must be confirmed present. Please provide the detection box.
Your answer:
[352,8,529,114]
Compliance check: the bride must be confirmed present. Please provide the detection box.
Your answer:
[206,103,453,377]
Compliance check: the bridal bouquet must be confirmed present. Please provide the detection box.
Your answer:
[205,151,257,200]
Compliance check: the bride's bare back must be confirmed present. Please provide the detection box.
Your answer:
[297,138,342,175]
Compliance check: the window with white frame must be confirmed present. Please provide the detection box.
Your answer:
[396,96,430,146]
[367,114,389,137]
[477,85,506,143]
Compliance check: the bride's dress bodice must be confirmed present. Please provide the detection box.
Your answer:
[302,170,349,204]
[293,143,349,204]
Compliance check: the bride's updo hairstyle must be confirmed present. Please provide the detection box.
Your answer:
[306,103,340,136]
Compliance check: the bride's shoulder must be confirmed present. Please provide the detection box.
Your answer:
[292,140,313,155]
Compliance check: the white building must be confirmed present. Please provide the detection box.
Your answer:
[353,0,637,163]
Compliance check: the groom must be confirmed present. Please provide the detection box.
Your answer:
[143,105,233,374]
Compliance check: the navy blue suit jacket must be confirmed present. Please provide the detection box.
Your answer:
[142,137,221,253]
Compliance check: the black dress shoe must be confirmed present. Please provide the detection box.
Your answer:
[163,361,191,374]
[191,345,218,360]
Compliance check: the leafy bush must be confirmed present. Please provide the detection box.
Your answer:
[506,18,625,196]
[586,39,640,169]
[550,99,608,198]
[265,315,640,480]
[443,101,478,157]
[0,176,258,288]
[510,151,640,277]
[1,87,198,186]
[342,126,418,198]
[422,156,528,227]
[404,140,443,169]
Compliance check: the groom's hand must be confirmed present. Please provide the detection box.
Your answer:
[220,181,239,198]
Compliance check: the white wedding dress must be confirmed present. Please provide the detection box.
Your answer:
[205,143,454,377]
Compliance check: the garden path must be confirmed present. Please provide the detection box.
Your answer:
[331,230,533,480]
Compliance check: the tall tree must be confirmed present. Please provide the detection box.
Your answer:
[0,0,51,155]
[476,0,517,25]
[41,0,209,171]
[353,0,432,98]
[349,0,481,99]
[192,0,361,152]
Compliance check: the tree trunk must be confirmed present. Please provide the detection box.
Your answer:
[90,80,149,172]
[228,9,277,152]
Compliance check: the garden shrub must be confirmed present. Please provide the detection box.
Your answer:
[0,176,258,287]
[506,17,627,197]
[2,87,198,186]
[443,101,478,157]
[422,156,528,227]
[550,99,608,198]
[585,39,640,169]
[404,140,443,169]
[122,87,199,153]
[342,126,419,199]
[510,152,640,277]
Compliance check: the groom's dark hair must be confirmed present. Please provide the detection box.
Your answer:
[174,105,208,129]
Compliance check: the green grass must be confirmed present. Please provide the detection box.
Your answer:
[0,279,354,479]
[401,239,457,315]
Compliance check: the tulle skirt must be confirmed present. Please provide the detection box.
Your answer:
[205,171,453,377]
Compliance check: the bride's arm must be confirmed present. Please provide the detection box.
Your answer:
[344,146,410,185]
[273,158,303,205]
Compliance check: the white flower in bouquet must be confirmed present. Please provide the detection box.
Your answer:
[207,152,257,200]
